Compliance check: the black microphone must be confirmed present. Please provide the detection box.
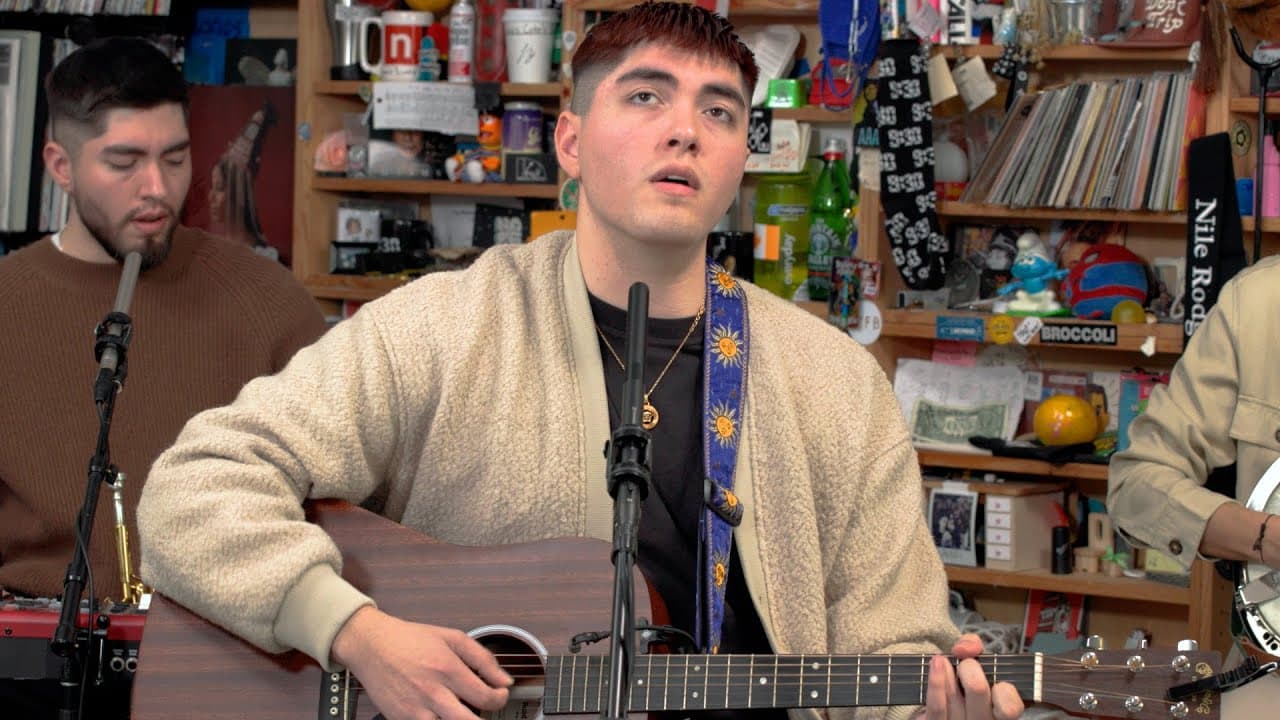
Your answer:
[620,283,649,429]
[93,252,141,404]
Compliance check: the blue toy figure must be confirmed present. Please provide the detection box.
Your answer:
[997,232,1070,316]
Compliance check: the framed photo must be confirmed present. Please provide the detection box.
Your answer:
[336,206,380,245]
[928,487,979,567]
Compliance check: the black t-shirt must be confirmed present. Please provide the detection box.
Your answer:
[590,294,785,720]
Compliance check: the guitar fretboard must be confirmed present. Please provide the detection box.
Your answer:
[543,653,1039,714]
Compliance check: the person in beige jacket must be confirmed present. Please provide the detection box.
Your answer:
[138,4,1021,720]
[1109,255,1280,711]
[1109,255,1280,573]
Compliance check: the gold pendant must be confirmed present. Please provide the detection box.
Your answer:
[642,399,659,430]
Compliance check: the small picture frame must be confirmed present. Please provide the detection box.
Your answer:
[336,206,380,245]
[928,487,979,567]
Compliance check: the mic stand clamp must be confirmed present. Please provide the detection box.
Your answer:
[602,282,653,720]
[93,311,133,405]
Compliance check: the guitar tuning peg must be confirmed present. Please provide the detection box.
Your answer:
[1176,639,1199,652]
[1170,701,1190,718]
[1085,635,1105,650]
[1123,695,1144,713]
[1125,654,1145,672]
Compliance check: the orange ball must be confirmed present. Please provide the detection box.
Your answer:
[1034,394,1100,446]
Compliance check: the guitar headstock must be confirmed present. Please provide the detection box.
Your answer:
[1036,645,1222,720]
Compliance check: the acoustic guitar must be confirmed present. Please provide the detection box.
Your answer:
[132,501,1222,720]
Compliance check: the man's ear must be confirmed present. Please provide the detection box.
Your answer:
[43,140,74,194]
[554,110,582,180]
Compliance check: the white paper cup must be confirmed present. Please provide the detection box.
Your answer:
[503,8,558,84]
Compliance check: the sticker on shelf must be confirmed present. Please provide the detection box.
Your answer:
[1013,316,1042,346]
[987,315,1015,345]
[847,300,882,345]
[936,315,984,342]
[1140,335,1156,357]
[1039,322,1117,346]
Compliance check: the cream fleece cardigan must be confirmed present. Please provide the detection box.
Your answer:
[138,232,955,720]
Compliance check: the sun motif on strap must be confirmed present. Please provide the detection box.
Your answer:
[710,325,742,367]
[713,270,738,294]
[710,401,737,447]
[714,561,726,587]
[723,489,738,508]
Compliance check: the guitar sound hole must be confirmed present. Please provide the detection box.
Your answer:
[468,624,548,720]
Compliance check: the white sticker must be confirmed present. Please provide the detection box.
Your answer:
[909,2,945,40]
[927,53,958,105]
[1140,335,1156,357]
[858,149,881,192]
[1023,370,1044,401]
[848,300,883,345]
[561,30,577,53]
[1013,316,1042,346]
[371,82,479,135]
[951,57,998,111]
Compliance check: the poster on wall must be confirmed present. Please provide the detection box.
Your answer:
[182,85,295,265]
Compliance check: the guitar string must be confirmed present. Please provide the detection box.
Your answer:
[345,653,1194,708]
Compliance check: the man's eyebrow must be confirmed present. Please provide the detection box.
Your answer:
[614,66,679,89]
[102,139,191,156]
[615,66,747,111]
[700,82,747,111]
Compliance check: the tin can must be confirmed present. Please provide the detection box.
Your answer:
[501,102,544,155]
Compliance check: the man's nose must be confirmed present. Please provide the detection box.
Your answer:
[666,113,699,152]
[137,160,166,197]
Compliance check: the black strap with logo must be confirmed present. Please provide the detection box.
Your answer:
[1183,133,1247,343]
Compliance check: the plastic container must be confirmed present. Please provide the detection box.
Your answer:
[753,173,812,300]
[447,0,476,83]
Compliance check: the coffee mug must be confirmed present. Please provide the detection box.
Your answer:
[360,10,433,82]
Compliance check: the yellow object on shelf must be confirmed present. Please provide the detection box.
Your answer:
[405,0,454,13]
[1033,394,1100,446]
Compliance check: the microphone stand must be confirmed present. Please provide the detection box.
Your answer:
[602,282,652,720]
[52,254,140,719]
[1230,27,1280,264]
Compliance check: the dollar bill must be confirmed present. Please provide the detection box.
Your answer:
[912,399,1007,445]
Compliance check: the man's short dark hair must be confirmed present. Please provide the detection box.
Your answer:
[45,36,189,150]
[568,1,758,116]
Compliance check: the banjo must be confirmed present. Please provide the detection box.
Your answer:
[1239,458,1280,661]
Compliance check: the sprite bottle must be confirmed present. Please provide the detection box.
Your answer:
[807,138,854,301]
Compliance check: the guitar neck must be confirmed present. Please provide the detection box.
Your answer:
[543,653,1038,713]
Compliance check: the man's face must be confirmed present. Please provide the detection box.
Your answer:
[556,45,750,250]
[65,104,191,267]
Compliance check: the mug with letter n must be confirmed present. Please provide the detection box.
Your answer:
[360,10,433,82]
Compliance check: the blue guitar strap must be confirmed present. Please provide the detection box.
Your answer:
[695,260,748,653]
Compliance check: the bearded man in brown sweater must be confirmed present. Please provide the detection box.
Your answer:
[0,37,326,718]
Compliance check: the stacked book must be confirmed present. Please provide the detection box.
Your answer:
[962,71,1205,213]
[0,0,170,12]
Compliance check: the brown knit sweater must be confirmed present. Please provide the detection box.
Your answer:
[0,226,326,599]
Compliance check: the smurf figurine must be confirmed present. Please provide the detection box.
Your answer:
[996,231,1070,316]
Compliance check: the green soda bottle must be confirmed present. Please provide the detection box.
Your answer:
[753,173,811,300]
[807,138,854,301]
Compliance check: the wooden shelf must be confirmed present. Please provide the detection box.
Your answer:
[311,176,560,199]
[939,44,1194,62]
[1242,215,1280,233]
[938,201,1185,225]
[945,565,1191,605]
[304,274,409,302]
[916,450,1108,497]
[879,308,1184,354]
[314,80,562,98]
[1229,96,1280,115]
[772,106,850,124]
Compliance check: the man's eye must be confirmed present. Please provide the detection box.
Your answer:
[107,161,135,171]
[631,91,657,104]
[707,107,734,122]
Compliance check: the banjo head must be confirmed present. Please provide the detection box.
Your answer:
[1242,458,1280,657]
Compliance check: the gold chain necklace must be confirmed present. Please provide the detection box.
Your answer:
[595,305,705,430]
